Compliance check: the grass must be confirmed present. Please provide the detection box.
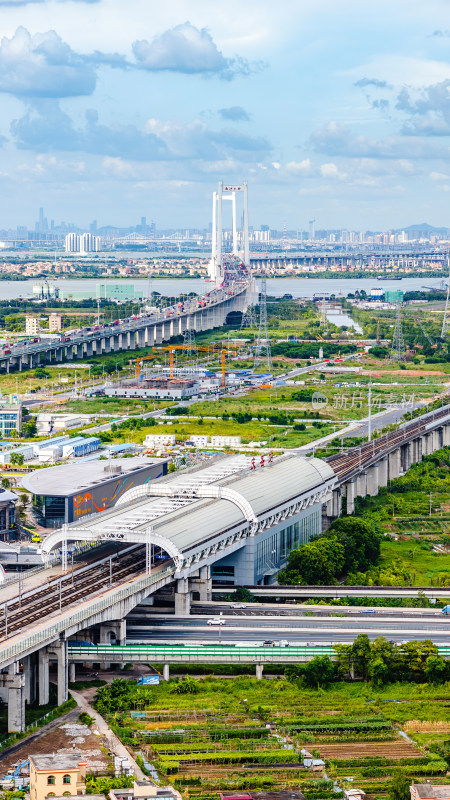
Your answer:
[376,539,450,586]
[100,676,450,798]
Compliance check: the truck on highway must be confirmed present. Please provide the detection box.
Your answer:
[442,605,450,614]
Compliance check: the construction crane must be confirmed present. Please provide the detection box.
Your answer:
[135,344,239,388]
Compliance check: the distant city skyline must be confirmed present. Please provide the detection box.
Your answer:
[0,1,449,229]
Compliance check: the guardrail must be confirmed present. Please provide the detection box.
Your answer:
[68,644,335,661]
[67,643,450,663]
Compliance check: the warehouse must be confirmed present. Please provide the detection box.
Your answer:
[22,456,168,528]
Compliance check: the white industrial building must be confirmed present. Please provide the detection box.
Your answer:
[144,434,176,448]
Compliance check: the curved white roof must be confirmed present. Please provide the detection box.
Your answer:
[69,454,335,554]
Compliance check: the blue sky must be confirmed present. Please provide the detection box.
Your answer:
[0,0,450,230]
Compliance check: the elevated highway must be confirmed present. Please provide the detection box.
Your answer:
[0,281,249,372]
[67,642,450,681]
[215,586,450,599]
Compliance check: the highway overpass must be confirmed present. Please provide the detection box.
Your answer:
[0,281,250,372]
[215,586,450,599]
[67,642,450,681]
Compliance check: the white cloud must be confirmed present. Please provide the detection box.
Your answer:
[430,170,449,180]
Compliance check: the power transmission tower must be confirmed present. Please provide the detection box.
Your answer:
[240,304,256,330]
[254,279,272,372]
[390,302,406,361]
[320,296,328,336]
[441,256,450,338]
[183,327,196,355]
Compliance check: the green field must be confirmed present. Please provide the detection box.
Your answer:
[93,676,450,800]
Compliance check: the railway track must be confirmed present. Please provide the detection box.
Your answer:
[0,546,150,640]
[328,404,450,480]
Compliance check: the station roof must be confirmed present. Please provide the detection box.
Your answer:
[21,457,166,497]
[69,453,335,554]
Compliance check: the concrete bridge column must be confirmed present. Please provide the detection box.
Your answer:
[103,337,112,354]
[410,438,419,464]
[356,472,366,498]
[163,664,170,681]
[174,578,191,616]
[0,664,26,732]
[190,566,212,602]
[443,424,450,447]
[388,449,400,481]
[69,663,76,683]
[401,442,411,472]
[422,433,432,457]
[255,664,264,680]
[378,458,388,488]
[22,655,35,705]
[155,325,163,345]
[38,648,50,706]
[145,325,155,346]
[84,342,93,358]
[55,348,63,362]
[137,329,146,348]
[433,429,442,452]
[179,317,188,335]
[345,479,357,514]
[366,465,379,497]
[52,641,68,706]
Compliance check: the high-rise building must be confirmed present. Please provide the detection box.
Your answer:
[64,232,100,253]
[25,315,40,337]
[80,233,100,253]
[65,233,80,252]
[49,313,62,332]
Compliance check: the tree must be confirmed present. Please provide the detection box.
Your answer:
[351,634,371,680]
[425,654,448,684]
[303,655,335,689]
[388,771,411,800]
[369,657,390,686]
[21,420,37,438]
[10,453,24,466]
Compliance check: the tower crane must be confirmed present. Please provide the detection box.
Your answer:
[135,344,239,388]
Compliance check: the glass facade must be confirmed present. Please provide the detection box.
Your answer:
[33,494,66,528]
[0,411,20,436]
[256,507,321,579]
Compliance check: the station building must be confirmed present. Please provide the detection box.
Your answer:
[22,456,168,528]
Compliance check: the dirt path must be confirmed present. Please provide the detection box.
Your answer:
[69,690,148,781]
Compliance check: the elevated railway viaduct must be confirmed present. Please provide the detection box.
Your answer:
[0,404,449,731]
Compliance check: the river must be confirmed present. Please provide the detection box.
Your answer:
[0,276,446,301]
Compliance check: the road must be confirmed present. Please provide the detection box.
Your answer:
[126,613,450,645]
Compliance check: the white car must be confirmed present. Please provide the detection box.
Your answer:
[279,640,289,647]
[207,617,226,625]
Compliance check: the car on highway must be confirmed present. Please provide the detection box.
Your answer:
[207,617,226,625]
[231,603,247,608]
[279,639,289,647]
[262,640,276,646]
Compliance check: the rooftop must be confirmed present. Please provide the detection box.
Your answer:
[413,787,450,800]
[29,753,87,770]
[21,457,166,496]
[69,453,335,554]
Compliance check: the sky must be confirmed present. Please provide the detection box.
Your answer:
[0,0,450,230]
